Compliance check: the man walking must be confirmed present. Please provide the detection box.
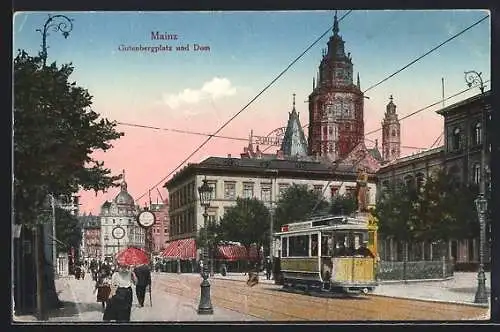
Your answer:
[133,264,151,307]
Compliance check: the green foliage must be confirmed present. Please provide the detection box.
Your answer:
[274,184,329,230]
[330,194,358,216]
[14,50,124,225]
[195,220,222,252]
[375,169,479,242]
[218,198,270,250]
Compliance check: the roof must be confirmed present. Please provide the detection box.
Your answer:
[436,90,491,116]
[164,155,373,189]
[368,147,383,162]
[280,106,308,157]
[378,146,444,170]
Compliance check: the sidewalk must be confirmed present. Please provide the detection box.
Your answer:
[13,272,259,323]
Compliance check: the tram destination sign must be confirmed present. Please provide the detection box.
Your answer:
[287,222,312,232]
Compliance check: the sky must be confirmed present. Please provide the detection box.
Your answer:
[12,10,491,214]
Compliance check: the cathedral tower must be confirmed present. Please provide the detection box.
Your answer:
[381,95,401,162]
[307,11,365,161]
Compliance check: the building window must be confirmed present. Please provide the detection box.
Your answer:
[474,122,482,146]
[473,163,481,185]
[452,127,461,151]
[207,181,217,200]
[278,183,290,198]
[416,173,425,191]
[208,215,216,226]
[243,182,254,198]
[392,129,396,137]
[261,183,272,202]
[330,185,340,197]
[224,182,236,199]
[313,185,323,196]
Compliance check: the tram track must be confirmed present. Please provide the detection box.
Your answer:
[153,274,487,321]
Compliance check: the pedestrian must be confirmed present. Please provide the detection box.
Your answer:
[265,257,272,280]
[133,264,152,307]
[247,262,259,287]
[94,270,111,310]
[103,262,134,322]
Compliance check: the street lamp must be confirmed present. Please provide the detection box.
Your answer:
[36,14,74,66]
[474,194,488,303]
[197,177,214,315]
[465,70,488,304]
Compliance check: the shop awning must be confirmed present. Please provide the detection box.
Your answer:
[216,244,248,261]
[161,238,196,260]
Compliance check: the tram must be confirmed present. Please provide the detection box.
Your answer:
[274,215,378,294]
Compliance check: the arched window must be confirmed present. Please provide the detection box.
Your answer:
[392,129,396,137]
[403,175,414,188]
[452,127,461,150]
[474,122,482,145]
[473,163,481,185]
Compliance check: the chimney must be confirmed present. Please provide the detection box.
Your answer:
[277,150,284,160]
[228,154,231,158]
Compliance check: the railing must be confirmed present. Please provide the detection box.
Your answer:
[377,257,454,281]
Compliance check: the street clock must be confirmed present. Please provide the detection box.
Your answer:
[112,225,125,240]
[137,210,155,228]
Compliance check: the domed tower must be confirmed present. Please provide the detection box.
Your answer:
[307,11,365,161]
[381,95,401,162]
[114,169,135,207]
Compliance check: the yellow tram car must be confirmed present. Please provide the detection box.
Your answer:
[274,215,378,294]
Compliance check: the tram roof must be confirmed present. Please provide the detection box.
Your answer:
[274,215,369,235]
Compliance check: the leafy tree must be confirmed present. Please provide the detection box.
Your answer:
[218,198,270,251]
[330,194,358,216]
[274,184,329,231]
[14,51,124,227]
[13,50,123,310]
[195,220,222,257]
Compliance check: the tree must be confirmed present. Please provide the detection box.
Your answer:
[38,207,82,253]
[218,198,270,251]
[330,194,358,216]
[14,50,124,227]
[13,50,123,310]
[274,184,329,231]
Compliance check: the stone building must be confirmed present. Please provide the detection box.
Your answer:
[376,91,492,267]
[307,12,366,161]
[149,198,170,254]
[99,170,145,259]
[79,213,101,260]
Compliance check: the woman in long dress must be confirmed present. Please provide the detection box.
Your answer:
[94,271,111,310]
[103,263,135,322]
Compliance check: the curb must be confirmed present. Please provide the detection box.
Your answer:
[370,293,491,308]
[377,277,454,284]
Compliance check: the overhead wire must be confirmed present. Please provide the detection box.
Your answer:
[133,10,354,203]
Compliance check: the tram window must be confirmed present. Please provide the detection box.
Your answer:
[281,237,288,257]
[321,235,329,256]
[289,235,309,257]
[334,233,348,257]
[311,234,318,256]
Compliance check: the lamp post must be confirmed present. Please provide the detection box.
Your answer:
[36,14,73,66]
[197,177,214,315]
[465,70,488,304]
[474,194,488,303]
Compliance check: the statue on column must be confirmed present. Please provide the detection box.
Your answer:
[356,167,369,212]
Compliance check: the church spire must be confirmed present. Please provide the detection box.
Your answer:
[281,93,308,158]
[333,10,339,36]
[292,93,296,110]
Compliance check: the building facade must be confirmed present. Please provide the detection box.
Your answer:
[307,12,365,160]
[150,198,170,254]
[79,214,101,260]
[165,156,378,243]
[375,91,492,267]
[99,170,145,259]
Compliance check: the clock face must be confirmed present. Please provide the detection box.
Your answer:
[138,211,155,228]
[112,226,125,240]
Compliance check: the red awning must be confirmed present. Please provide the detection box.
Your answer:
[217,244,248,261]
[161,238,196,260]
